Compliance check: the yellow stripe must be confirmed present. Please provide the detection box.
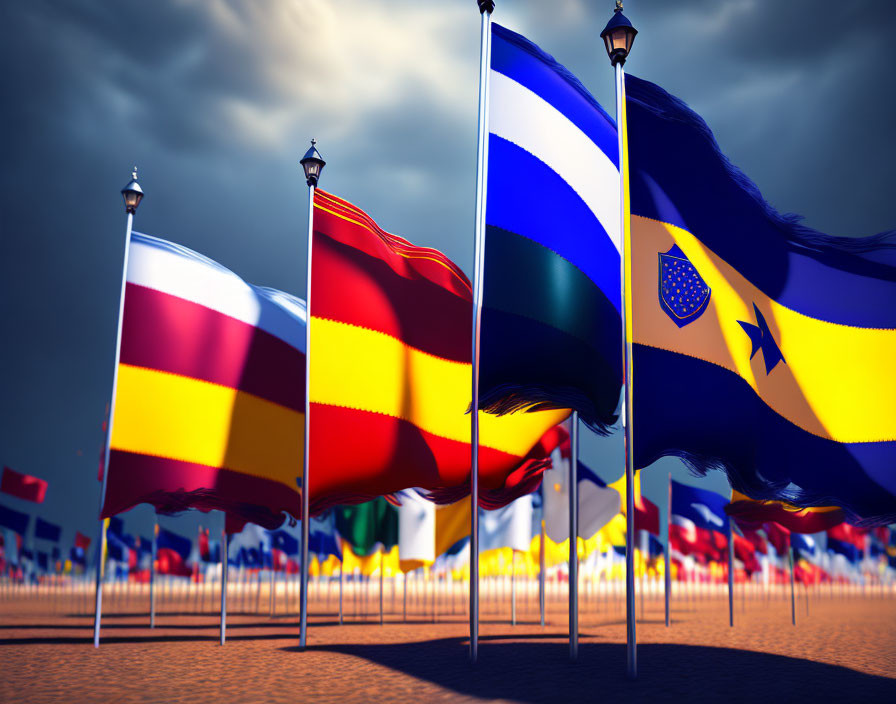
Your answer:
[110,364,302,485]
[730,490,841,515]
[310,316,568,456]
[632,215,896,443]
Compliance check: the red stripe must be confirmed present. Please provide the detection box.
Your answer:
[1,466,48,503]
[312,232,471,363]
[727,500,846,534]
[102,450,300,530]
[120,283,305,411]
[309,403,555,499]
[314,190,471,299]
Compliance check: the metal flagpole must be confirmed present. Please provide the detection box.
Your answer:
[789,545,796,626]
[298,140,325,650]
[220,529,228,645]
[379,549,384,626]
[150,517,158,628]
[469,0,494,665]
[665,472,671,627]
[338,562,343,625]
[511,551,517,626]
[539,519,546,628]
[600,2,639,678]
[728,522,735,627]
[94,167,144,648]
[569,412,579,660]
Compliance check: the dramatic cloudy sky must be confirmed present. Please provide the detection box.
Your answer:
[1,0,894,548]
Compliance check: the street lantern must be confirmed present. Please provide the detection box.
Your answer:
[600,1,638,66]
[121,167,144,214]
[300,139,326,187]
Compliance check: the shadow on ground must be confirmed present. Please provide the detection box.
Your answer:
[292,637,896,703]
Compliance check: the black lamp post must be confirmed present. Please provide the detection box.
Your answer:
[600,1,638,66]
[121,167,144,214]
[300,139,326,187]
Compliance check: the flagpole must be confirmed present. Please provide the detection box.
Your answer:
[220,529,228,645]
[665,472,671,627]
[469,0,494,665]
[600,1,638,679]
[150,517,158,628]
[539,518,546,628]
[379,548,384,626]
[569,411,579,660]
[93,168,144,649]
[789,545,796,626]
[728,522,735,627]
[298,140,325,650]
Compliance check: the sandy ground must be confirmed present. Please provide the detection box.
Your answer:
[1,582,894,703]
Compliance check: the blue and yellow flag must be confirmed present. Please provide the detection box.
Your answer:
[626,75,896,525]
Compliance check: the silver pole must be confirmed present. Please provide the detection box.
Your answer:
[569,412,579,660]
[379,549,384,626]
[664,472,671,627]
[94,201,135,648]
[220,531,228,645]
[511,551,517,626]
[403,571,407,622]
[150,517,158,628]
[300,179,315,650]
[338,562,343,625]
[270,563,275,617]
[615,57,637,680]
[539,519,546,628]
[789,546,796,626]
[469,0,494,665]
[728,522,735,627]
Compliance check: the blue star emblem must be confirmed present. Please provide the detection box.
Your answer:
[737,303,785,374]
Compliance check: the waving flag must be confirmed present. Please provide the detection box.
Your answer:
[726,490,845,533]
[479,24,622,431]
[310,513,341,561]
[397,490,435,572]
[1,467,48,503]
[480,494,533,553]
[269,529,299,557]
[543,452,620,542]
[0,503,29,535]
[626,74,896,525]
[34,518,61,543]
[610,471,660,535]
[312,190,567,506]
[102,231,306,529]
[671,480,729,534]
[335,498,398,558]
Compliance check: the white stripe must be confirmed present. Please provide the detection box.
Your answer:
[489,71,621,252]
[127,233,305,353]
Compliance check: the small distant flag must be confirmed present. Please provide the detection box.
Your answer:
[34,518,61,543]
[335,498,398,558]
[397,491,435,572]
[543,452,620,542]
[671,480,729,534]
[479,494,534,553]
[0,503,29,535]
[157,528,191,561]
[1,467,48,503]
[310,513,342,561]
[269,529,299,556]
[74,531,91,551]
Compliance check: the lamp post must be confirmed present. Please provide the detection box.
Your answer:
[299,140,325,650]
[600,0,637,680]
[94,167,144,648]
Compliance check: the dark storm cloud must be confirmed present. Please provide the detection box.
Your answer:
[0,0,893,544]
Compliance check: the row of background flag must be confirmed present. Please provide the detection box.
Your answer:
[2,19,895,577]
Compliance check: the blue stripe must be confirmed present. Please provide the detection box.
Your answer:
[486,135,620,310]
[626,75,896,329]
[671,480,729,533]
[634,344,896,525]
[491,24,618,168]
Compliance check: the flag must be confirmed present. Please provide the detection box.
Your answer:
[434,500,472,559]
[733,532,760,574]
[791,533,816,559]
[610,472,661,535]
[626,74,896,525]
[543,451,620,542]
[726,490,845,533]
[827,523,869,552]
[671,480,729,534]
[763,522,791,556]
[397,490,435,572]
[1,467,48,503]
[480,24,621,431]
[101,231,307,529]
[156,528,191,561]
[34,518,61,543]
[0,503,29,535]
[269,529,299,557]
[335,498,398,558]
[480,494,533,553]
[69,546,86,567]
[311,189,568,507]
[74,531,91,551]
[310,512,341,561]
